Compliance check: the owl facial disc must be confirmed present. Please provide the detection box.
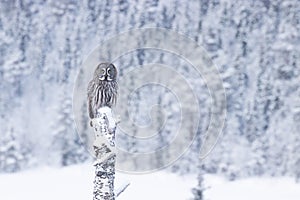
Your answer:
[98,67,114,81]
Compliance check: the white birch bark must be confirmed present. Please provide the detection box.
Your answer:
[91,107,117,200]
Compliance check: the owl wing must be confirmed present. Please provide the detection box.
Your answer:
[87,80,95,119]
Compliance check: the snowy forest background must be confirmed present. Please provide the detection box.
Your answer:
[0,0,300,187]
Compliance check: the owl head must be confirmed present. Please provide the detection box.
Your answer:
[93,62,117,81]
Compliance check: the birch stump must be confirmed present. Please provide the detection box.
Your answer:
[91,107,117,200]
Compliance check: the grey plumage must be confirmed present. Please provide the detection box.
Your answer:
[87,63,118,118]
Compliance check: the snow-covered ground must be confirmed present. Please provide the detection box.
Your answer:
[0,164,299,200]
[205,175,300,200]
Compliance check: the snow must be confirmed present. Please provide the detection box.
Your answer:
[205,175,300,200]
[0,165,94,200]
[117,170,195,200]
[97,106,117,130]
[0,164,299,200]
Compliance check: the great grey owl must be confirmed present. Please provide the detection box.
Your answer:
[87,63,118,119]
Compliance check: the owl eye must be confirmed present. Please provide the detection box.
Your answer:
[98,68,106,80]
[107,68,114,81]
